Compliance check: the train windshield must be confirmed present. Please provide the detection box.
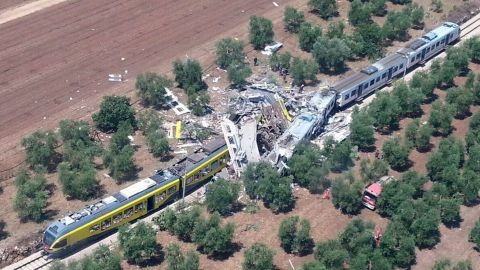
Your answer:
[43,231,56,246]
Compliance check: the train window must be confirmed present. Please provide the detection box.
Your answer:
[101,218,111,230]
[399,64,403,69]
[168,186,176,195]
[370,80,374,86]
[376,77,380,83]
[351,90,357,96]
[211,160,219,170]
[112,213,122,224]
[155,192,166,204]
[382,73,386,79]
[345,93,349,100]
[90,224,100,232]
[411,57,414,62]
[416,54,421,59]
[364,83,369,89]
[186,177,194,185]
[393,67,398,72]
[124,207,133,218]
[436,42,439,47]
[52,239,67,249]
[134,203,144,213]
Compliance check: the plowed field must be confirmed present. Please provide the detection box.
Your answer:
[0,0,296,173]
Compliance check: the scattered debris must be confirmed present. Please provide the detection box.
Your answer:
[164,88,191,115]
[107,74,123,82]
[261,41,283,55]
[273,2,279,7]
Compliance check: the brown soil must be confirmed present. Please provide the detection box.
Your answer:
[124,188,389,270]
[0,0,34,10]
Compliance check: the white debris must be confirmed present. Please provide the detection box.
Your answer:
[212,87,220,91]
[273,2,279,7]
[121,57,125,61]
[69,97,73,101]
[103,173,110,178]
[261,41,283,55]
[108,74,123,82]
[212,77,221,83]
[174,150,188,155]
[43,116,47,120]
[128,135,134,142]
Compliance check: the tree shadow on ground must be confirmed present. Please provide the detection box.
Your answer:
[206,242,243,261]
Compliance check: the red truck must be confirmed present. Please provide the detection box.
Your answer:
[362,176,394,210]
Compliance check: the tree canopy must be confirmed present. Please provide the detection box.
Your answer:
[215,38,246,69]
[308,0,337,19]
[298,22,322,52]
[382,137,410,170]
[249,16,274,50]
[312,36,351,73]
[135,72,172,108]
[283,6,305,33]
[205,178,240,216]
[243,243,275,270]
[92,96,136,132]
[21,130,58,169]
[14,169,48,222]
[278,216,313,255]
[242,162,294,213]
[350,107,375,151]
[118,222,158,265]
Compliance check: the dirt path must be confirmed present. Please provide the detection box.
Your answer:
[0,0,70,25]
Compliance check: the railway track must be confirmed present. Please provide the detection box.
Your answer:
[4,252,52,270]
[460,16,480,38]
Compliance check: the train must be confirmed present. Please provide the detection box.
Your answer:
[43,138,228,254]
[334,21,460,107]
[42,21,460,254]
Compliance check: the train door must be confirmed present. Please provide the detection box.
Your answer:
[147,196,155,212]
[387,68,393,80]
[421,48,427,61]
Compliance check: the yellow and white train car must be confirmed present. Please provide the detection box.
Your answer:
[43,138,229,253]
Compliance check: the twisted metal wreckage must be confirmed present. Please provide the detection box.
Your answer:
[221,82,352,175]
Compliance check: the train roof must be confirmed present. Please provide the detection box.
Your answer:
[372,53,406,71]
[398,22,459,55]
[331,72,369,92]
[45,138,227,238]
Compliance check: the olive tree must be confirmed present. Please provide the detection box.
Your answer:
[308,0,337,19]
[469,218,480,250]
[350,107,375,151]
[135,72,172,108]
[312,36,351,73]
[21,130,58,169]
[215,38,246,69]
[249,16,274,50]
[92,96,136,132]
[331,179,363,215]
[278,216,313,255]
[14,169,48,222]
[118,222,158,265]
[243,243,275,270]
[382,137,410,170]
[283,6,305,33]
[298,22,322,52]
[205,178,240,216]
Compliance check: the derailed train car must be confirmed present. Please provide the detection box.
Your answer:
[43,139,228,253]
